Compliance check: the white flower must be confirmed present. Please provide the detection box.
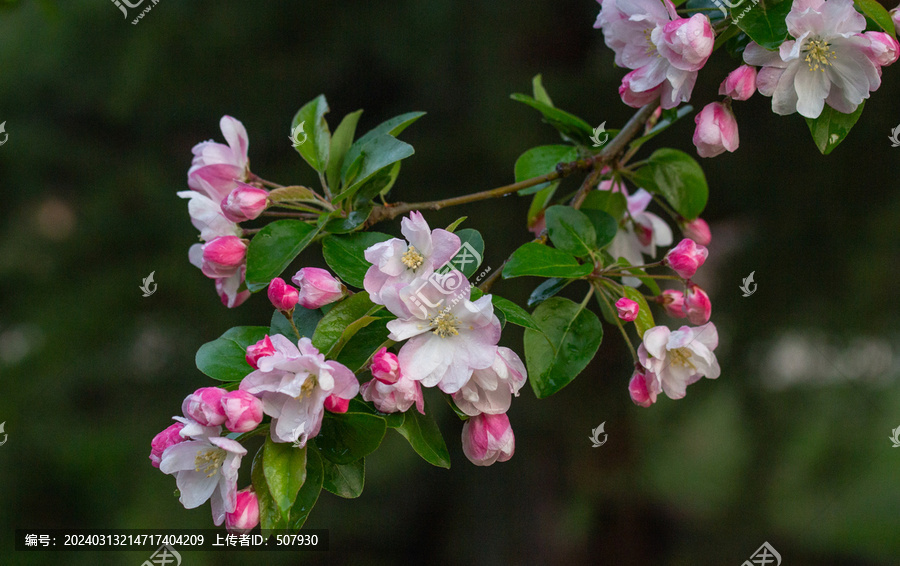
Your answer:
[607,188,673,286]
[638,322,720,399]
[452,347,527,416]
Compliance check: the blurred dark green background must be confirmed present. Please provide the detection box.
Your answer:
[1,0,899,564]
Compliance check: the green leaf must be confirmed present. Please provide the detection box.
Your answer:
[324,205,373,234]
[855,0,897,37]
[527,277,571,307]
[524,297,603,398]
[544,205,597,257]
[334,318,392,373]
[443,228,484,278]
[631,148,708,220]
[337,135,414,204]
[805,102,865,155]
[262,437,308,524]
[510,93,596,146]
[322,232,393,288]
[352,161,402,205]
[195,326,268,382]
[321,456,365,499]
[341,111,425,181]
[292,94,331,173]
[503,242,593,279]
[326,109,363,193]
[734,0,792,50]
[245,219,320,292]
[270,306,323,341]
[581,189,627,221]
[445,216,467,232]
[580,208,618,249]
[348,398,405,428]
[316,411,387,465]
[514,145,578,193]
[289,444,323,530]
[394,400,451,468]
[267,185,321,205]
[527,184,557,229]
[491,295,541,331]
[629,105,694,151]
[622,286,655,338]
[251,448,287,532]
[311,292,380,358]
[532,74,554,107]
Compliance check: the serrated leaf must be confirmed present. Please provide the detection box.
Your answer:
[334,318,392,373]
[292,95,331,173]
[321,456,365,499]
[336,135,414,204]
[341,111,425,181]
[581,189,627,220]
[394,400,450,468]
[734,0,791,50]
[311,292,381,358]
[544,205,597,257]
[514,145,578,193]
[262,437,307,524]
[326,109,364,192]
[352,161,402,205]
[195,326,269,382]
[289,444,323,530]
[805,102,865,155]
[245,219,320,292]
[631,148,708,220]
[251,448,287,532]
[491,295,542,331]
[324,205,373,234]
[580,208,618,249]
[527,277,571,307]
[315,412,387,465]
[321,232,393,288]
[503,242,593,279]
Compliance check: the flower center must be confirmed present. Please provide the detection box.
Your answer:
[430,309,460,338]
[401,245,425,270]
[670,348,697,371]
[194,447,226,478]
[803,38,836,72]
[296,374,317,400]
[644,28,660,58]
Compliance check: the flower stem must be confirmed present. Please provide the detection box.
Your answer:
[594,280,637,362]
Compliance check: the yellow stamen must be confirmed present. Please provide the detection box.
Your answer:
[401,245,425,270]
[669,348,697,371]
[297,375,317,400]
[430,309,460,338]
[803,38,836,72]
[194,448,226,478]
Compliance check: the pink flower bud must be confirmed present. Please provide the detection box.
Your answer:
[693,102,739,158]
[619,70,663,108]
[681,217,711,246]
[324,395,350,413]
[864,31,899,67]
[221,390,263,433]
[267,277,299,312]
[371,347,401,384]
[245,335,275,369]
[201,236,247,278]
[225,488,260,534]
[615,297,640,322]
[893,6,900,35]
[684,281,712,325]
[718,65,757,101]
[221,183,268,223]
[655,14,714,72]
[628,368,660,408]
[664,238,708,279]
[461,413,515,466]
[182,387,228,426]
[149,422,186,468]
[292,267,344,309]
[657,289,686,318]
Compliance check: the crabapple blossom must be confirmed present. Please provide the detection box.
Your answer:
[684,281,712,325]
[451,347,526,416]
[615,297,640,322]
[693,102,739,158]
[221,183,268,223]
[159,435,247,526]
[461,412,515,466]
[370,347,401,384]
[323,395,350,413]
[149,422,186,468]
[292,267,344,309]
[363,211,460,308]
[200,236,248,279]
[246,335,276,369]
[220,390,264,433]
[225,488,259,534]
[360,372,425,415]
[267,277,299,312]
[619,70,664,108]
[182,387,228,427]
[638,322,720,399]
[178,188,242,242]
[681,217,711,246]
[743,0,890,119]
[628,367,660,407]
[607,189,673,284]
[239,335,359,447]
[719,65,757,100]
[214,269,251,309]
[664,238,708,279]
[657,289,686,318]
[864,32,900,68]
[893,5,900,34]
[188,115,250,202]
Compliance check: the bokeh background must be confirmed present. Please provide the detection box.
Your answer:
[1,0,899,564]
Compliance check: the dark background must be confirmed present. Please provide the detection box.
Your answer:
[1,0,899,564]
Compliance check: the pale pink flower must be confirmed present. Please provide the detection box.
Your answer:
[681,217,711,246]
[719,65,758,100]
[608,189,673,284]
[615,297,640,322]
[221,183,268,223]
[743,0,888,118]
[188,115,250,203]
[239,335,359,447]
[638,323,720,399]
[684,281,712,325]
[159,435,247,525]
[693,102,739,158]
[214,269,251,309]
[451,347,526,416]
[225,488,259,534]
[292,267,344,309]
[619,70,665,108]
[150,422,186,468]
[461,413,515,466]
[177,189,241,243]
[182,387,228,427]
[657,289,686,318]
[221,390,264,433]
[892,5,900,35]
[628,367,660,407]
[863,32,899,69]
[664,238,708,279]
[360,373,425,414]
[267,277,299,312]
